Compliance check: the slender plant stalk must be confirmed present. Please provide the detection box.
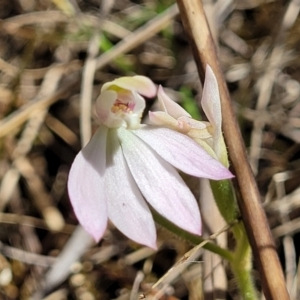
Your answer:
[231,224,257,300]
[210,179,238,225]
[176,0,290,299]
[210,178,257,299]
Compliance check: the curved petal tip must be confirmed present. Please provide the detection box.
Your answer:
[102,76,157,98]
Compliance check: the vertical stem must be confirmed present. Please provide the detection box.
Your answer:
[210,179,257,299]
[231,224,257,300]
[231,262,257,300]
[176,0,289,299]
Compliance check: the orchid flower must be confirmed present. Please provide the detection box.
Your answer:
[149,65,229,167]
[68,75,233,249]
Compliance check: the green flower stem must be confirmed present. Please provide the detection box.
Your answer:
[152,209,233,262]
[210,179,257,300]
[210,179,238,225]
[210,179,244,247]
[230,224,257,300]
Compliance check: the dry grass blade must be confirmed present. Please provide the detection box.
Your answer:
[249,0,300,174]
[80,34,100,147]
[0,65,78,215]
[0,241,55,267]
[32,226,94,299]
[0,213,74,233]
[272,173,296,296]
[95,4,179,70]
[80,2,113,148]
[0,61,81,139]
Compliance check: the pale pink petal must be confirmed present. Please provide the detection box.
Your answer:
[201,65,222,157]
[201,66,221,128]
[102,76,157,98]
[105,129,157,249]
[68,126,108,241]
[118,128,201,235]
[134,127,234,180]
[157,85,191,118]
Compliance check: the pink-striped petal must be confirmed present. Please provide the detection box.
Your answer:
[105,129,157,249]
[102,76,157,98]
[68,126,108,241]
[134,127,233,180]
[118,128,201,235]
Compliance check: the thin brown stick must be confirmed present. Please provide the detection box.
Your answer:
[176,0,289,299]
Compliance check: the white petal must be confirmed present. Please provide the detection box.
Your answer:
[118,128,202,236]
[134,127,233,180]
[201,65,222,157]
[105,129,157,248]
[68,126,108,241]
[157,85,191,118]
[201,66,221,128]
